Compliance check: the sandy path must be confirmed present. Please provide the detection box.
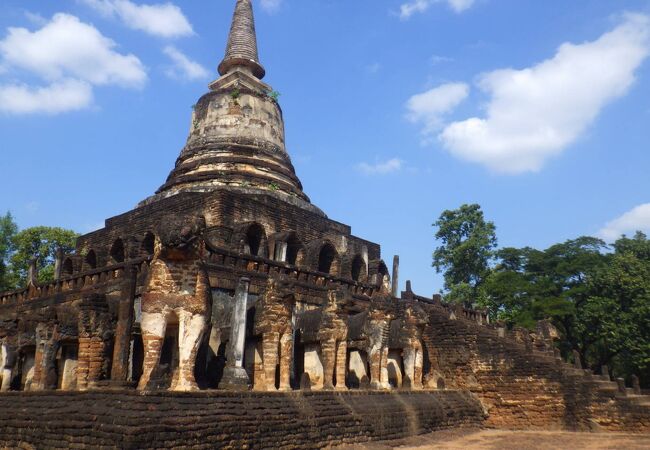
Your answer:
[333,429,650,450]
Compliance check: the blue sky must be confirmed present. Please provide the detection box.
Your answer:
[1,0,650,296]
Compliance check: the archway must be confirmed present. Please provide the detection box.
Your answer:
[351,255,367,282]
[85,250,97,270]
[317,243,339,275]
[285,233,305,266]
[142,232,155,256]
[62,258,74,276]
[110,239,125,264]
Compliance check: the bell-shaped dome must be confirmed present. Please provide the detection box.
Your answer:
[141,0,320,215]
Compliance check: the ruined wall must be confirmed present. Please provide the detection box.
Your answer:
[0,390,484,449]
[78,190,380,279]
[423,305,650,432]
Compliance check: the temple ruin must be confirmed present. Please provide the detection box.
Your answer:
[0,1,648,448]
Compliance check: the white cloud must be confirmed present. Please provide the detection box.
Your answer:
[438,13,650,174]
[406,82,469,139]
[81,0,193,38]
[0,13,147,87]
[163,46,209,81]
[0,79,93,115]
[23,11,47,26]
[357,158,403,175]
[598,203,650,242]
[261,0,283,13]
[0,13,146,115]
[430,55,454,65]
[400,0,475,19]
[366,62,381,74]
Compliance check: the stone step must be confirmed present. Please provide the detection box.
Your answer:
[624,395,650,406]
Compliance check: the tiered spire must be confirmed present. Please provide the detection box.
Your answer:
[218,0,266,80]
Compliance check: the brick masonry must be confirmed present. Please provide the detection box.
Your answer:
[0,390,484,449]
[423,304,650,432]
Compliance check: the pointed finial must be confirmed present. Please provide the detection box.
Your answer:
[218,0,266,79]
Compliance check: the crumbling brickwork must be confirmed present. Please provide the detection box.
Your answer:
[0,390,484,449]
[421,301,650,432]
[1,0,649,445]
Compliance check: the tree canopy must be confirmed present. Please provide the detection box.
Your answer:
[432,204,497,305]
[433,206,650,387]
[0,213,78,290]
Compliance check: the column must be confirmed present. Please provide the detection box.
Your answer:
[111,265,138,384]
[391,255,399,298]
[220,277,251,390]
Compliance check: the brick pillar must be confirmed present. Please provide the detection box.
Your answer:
[111,265,138,383]
[77,294,110,390]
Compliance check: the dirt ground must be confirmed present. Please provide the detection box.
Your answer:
[333,428,650,450]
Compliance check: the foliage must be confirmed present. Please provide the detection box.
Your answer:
[433,204,650,386]
[432,204,497,304]
[0,212,18,291]
[265,90,281,101]
[8,226,78,287]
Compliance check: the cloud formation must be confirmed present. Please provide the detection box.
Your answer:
[406,82,469,140]
[0,13,146,114]
[0,79,93,115]
[400,0,475,19]
[163,46,209,81]
[357,158,403,175]
[260,0,283,13]
[81,0,193,38]
[436,13,650,174]
[598,203,650,242]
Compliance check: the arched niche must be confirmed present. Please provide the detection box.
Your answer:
[233,222,269,258]
[350,254,367,282]
[84,250,97,270]
[110,238,125,264]
[141,232,155,256]
[285,232,305,266]
[62,258,74,276]
[317,242,340,275]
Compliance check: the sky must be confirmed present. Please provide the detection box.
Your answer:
[1,0,650,296]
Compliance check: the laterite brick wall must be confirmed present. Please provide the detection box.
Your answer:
[424,306,650,432]
[0,390,484,449]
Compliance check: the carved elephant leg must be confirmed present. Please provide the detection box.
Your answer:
[335,339,347,390]
[369,345,382,389]
[0,345,13,392]
[263,331,279,391]
[138,311,166,390]
[413,343,424,389]
[321,338,336,390]
[0,367,10,391]
[173,310,207,391]
[279,332,292,391]
[380,347,390,389]
[403,347,416,389]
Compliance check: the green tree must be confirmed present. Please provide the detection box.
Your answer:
[580,233,650,382]
[483,237,608,355]
[9,226,78,286]
[432,204,497,304]
[0,212,18,291]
